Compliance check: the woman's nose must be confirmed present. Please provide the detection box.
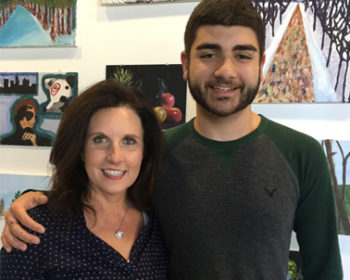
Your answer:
[107,142,124,163]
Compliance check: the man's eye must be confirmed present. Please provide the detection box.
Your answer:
[236,54,252,60]
[200,53,215,59]
[93,136,107,144]
[123,137,136,145]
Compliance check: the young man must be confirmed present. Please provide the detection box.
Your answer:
[1,0,343,279]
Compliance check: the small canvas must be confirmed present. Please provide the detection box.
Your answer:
[106,64,186,129]
[0,72,78,146]
[322,140,350,235]
[102,0,198,5]
[0,1,77,47]
[0,173,50,248]
[251,1,349,103]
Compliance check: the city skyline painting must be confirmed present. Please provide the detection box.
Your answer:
[0,72,38,94]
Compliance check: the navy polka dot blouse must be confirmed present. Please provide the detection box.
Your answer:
[0,205,168,279]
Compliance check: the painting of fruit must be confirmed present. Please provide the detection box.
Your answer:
[106,64,186,129]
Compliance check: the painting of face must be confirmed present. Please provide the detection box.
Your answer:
[182,25,262,117]
[83,107,144,200]
[19,105,36,129]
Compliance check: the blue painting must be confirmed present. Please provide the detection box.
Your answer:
[0,1,77,47]
[102,0,198,5]
[0,173,50,247]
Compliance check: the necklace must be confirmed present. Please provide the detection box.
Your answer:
[115,205,128,239]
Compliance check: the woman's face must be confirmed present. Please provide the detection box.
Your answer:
[83,106,144,199]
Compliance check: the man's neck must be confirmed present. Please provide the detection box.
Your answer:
[194,105,261,141]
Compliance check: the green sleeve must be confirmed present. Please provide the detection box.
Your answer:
[264,118,343,279]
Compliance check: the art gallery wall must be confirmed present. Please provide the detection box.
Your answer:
[1,0,350,176]
[0,0,349,275]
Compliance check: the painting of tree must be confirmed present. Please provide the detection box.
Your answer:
[322,140,350,235]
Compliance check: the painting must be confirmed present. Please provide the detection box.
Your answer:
[0,0,77,47]
[322,140,350,235]
[288,251,303,280]
[106,64,186,129]
[250,1,349,103]
[101,0,198,5]
[0,72,78,146]
[0,173,50,247]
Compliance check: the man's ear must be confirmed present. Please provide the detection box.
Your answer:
[181,51,189,81]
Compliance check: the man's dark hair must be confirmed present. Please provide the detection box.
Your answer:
[184,0,266,62]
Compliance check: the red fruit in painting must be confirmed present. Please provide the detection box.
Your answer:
[166,107,182,123]
[154,106,167,122]
[162,93,175,108]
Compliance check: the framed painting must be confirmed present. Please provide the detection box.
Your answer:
[101,0,198,5]
[0,72,78,147]
[0,0,77,47]
[250,1,349,103]
[0,173,50,247]
[106,64,186,129]
[322,140,350,235]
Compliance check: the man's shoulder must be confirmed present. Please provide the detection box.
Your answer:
[261,116,320,148]
[163,120,193,154]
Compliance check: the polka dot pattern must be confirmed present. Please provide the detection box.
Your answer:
[1,205,168,279]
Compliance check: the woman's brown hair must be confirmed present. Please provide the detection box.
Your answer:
[48,79,163,216]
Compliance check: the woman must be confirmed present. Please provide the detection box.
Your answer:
[0,80,168,279]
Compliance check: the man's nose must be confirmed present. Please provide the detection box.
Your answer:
[214,57,237,80]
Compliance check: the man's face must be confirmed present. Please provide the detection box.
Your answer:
[181,25,263,117]
[19,105,36,129]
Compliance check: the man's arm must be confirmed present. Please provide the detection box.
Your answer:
[1,191,48,252]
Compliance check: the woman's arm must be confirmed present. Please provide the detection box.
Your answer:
[1,191,48,252]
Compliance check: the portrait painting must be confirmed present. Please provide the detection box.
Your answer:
[250,0,349,103]
[106,64,186,129]
[0,72,78,146]
[0,0,77,47]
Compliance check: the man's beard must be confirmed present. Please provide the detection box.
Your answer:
[188,76,260,117]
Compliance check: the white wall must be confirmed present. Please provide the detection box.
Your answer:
[0,0,198,175]
[0,0,349,277]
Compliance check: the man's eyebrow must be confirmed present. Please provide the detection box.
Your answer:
[196,43,222,51]
[233,44,258,52]
[195,43,258,53]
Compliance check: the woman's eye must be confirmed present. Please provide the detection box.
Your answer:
[123,137,136,145]
[93,135,107,144]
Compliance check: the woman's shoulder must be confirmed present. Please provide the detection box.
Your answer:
[26,204,69,233]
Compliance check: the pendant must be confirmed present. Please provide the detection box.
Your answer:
[116,230,124,239]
